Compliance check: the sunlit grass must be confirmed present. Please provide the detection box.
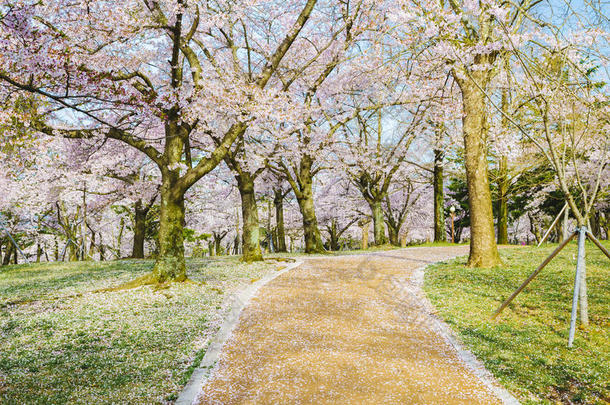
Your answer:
[0,257,277,404]
[424,241,610,404]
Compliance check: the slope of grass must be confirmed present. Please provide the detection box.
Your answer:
[424,241,610,404]
[0,257,278,404]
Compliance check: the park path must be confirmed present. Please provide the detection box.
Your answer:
[195,247,505,404]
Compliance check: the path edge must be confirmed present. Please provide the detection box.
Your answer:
[175,260,303,405]
[413,258,521,405]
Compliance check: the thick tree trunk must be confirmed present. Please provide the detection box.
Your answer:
[388,225,399,246]
[214,235,224,256]
[328,219,340,251]
[296,180,325,253]
[274,189,287,252]
[152,175,187,282]
[458,74,501,267]
[132,200,147,259]
[433,149,446,242]
[497,155,509,245]
[368,199,386,246]
[236,174,263,262]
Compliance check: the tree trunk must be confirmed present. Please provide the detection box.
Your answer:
[274,189,287,252]
[99,233,105,261]
[368,199,386,246]
[36,242,42,263]
[388,225,399,246]
[296,179,325,253]
[433,149,446,242]
[457,74,501,267]
[214,235,224,256]
[360,221,369,250]
[328,219,340,251]
[132,200,148,259]
[237,173,263,262]
[116,217,125,260]
[2,244,12,265]
[497,155,509,245]
[152,175,187,282]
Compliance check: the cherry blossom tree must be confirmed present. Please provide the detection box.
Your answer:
[0,0,325,282]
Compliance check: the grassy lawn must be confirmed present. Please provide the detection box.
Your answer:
[424,241,610,404]
[0,257,278,404]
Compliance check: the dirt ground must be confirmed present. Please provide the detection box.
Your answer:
[196,247,503,404]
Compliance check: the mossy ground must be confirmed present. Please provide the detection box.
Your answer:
[0,257,276,404]
[424,241,610,404]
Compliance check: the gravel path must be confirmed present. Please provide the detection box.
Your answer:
[195,247,506,404]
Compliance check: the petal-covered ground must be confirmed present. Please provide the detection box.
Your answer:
[197,247,503,404]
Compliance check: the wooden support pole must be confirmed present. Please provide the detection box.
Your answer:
[586,230,610,260]
[0,222,30,264]
[568,227,587,347]
[492,230,577,319]
[538,203,568,247]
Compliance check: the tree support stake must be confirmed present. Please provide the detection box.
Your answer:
[492,230,577,320]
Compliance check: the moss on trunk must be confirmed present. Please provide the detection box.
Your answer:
[237,174,263,262]
[297,180,325,253]
[369,200,386,246]
[152,175,187,283]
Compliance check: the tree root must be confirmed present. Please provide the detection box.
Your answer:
[95,273,201,293]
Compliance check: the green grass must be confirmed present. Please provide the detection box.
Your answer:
[424,241,610,404]
[0,257,278,404]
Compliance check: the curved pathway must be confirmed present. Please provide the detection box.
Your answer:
[195,247,509,404]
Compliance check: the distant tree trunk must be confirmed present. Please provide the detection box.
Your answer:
[274,189,287,252]
[2,244,12,265]
[236,172,263,262]
[387,224,399,246]
[36,241,43,263]
[89,231,96,260]
[433,149,446,242]
[328,219,340,251]
[456,72,501,267]
[590,212,601,239]
[116,217,125,260]
[367,199,386,246]
[497,155,509,245]
[214,234,224,256]
[68,240,78,262]
[12,245,18,264]
[132,199,149,259]
[360,221,369,250]
[99,233,105,261]
[0,242,3,266]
